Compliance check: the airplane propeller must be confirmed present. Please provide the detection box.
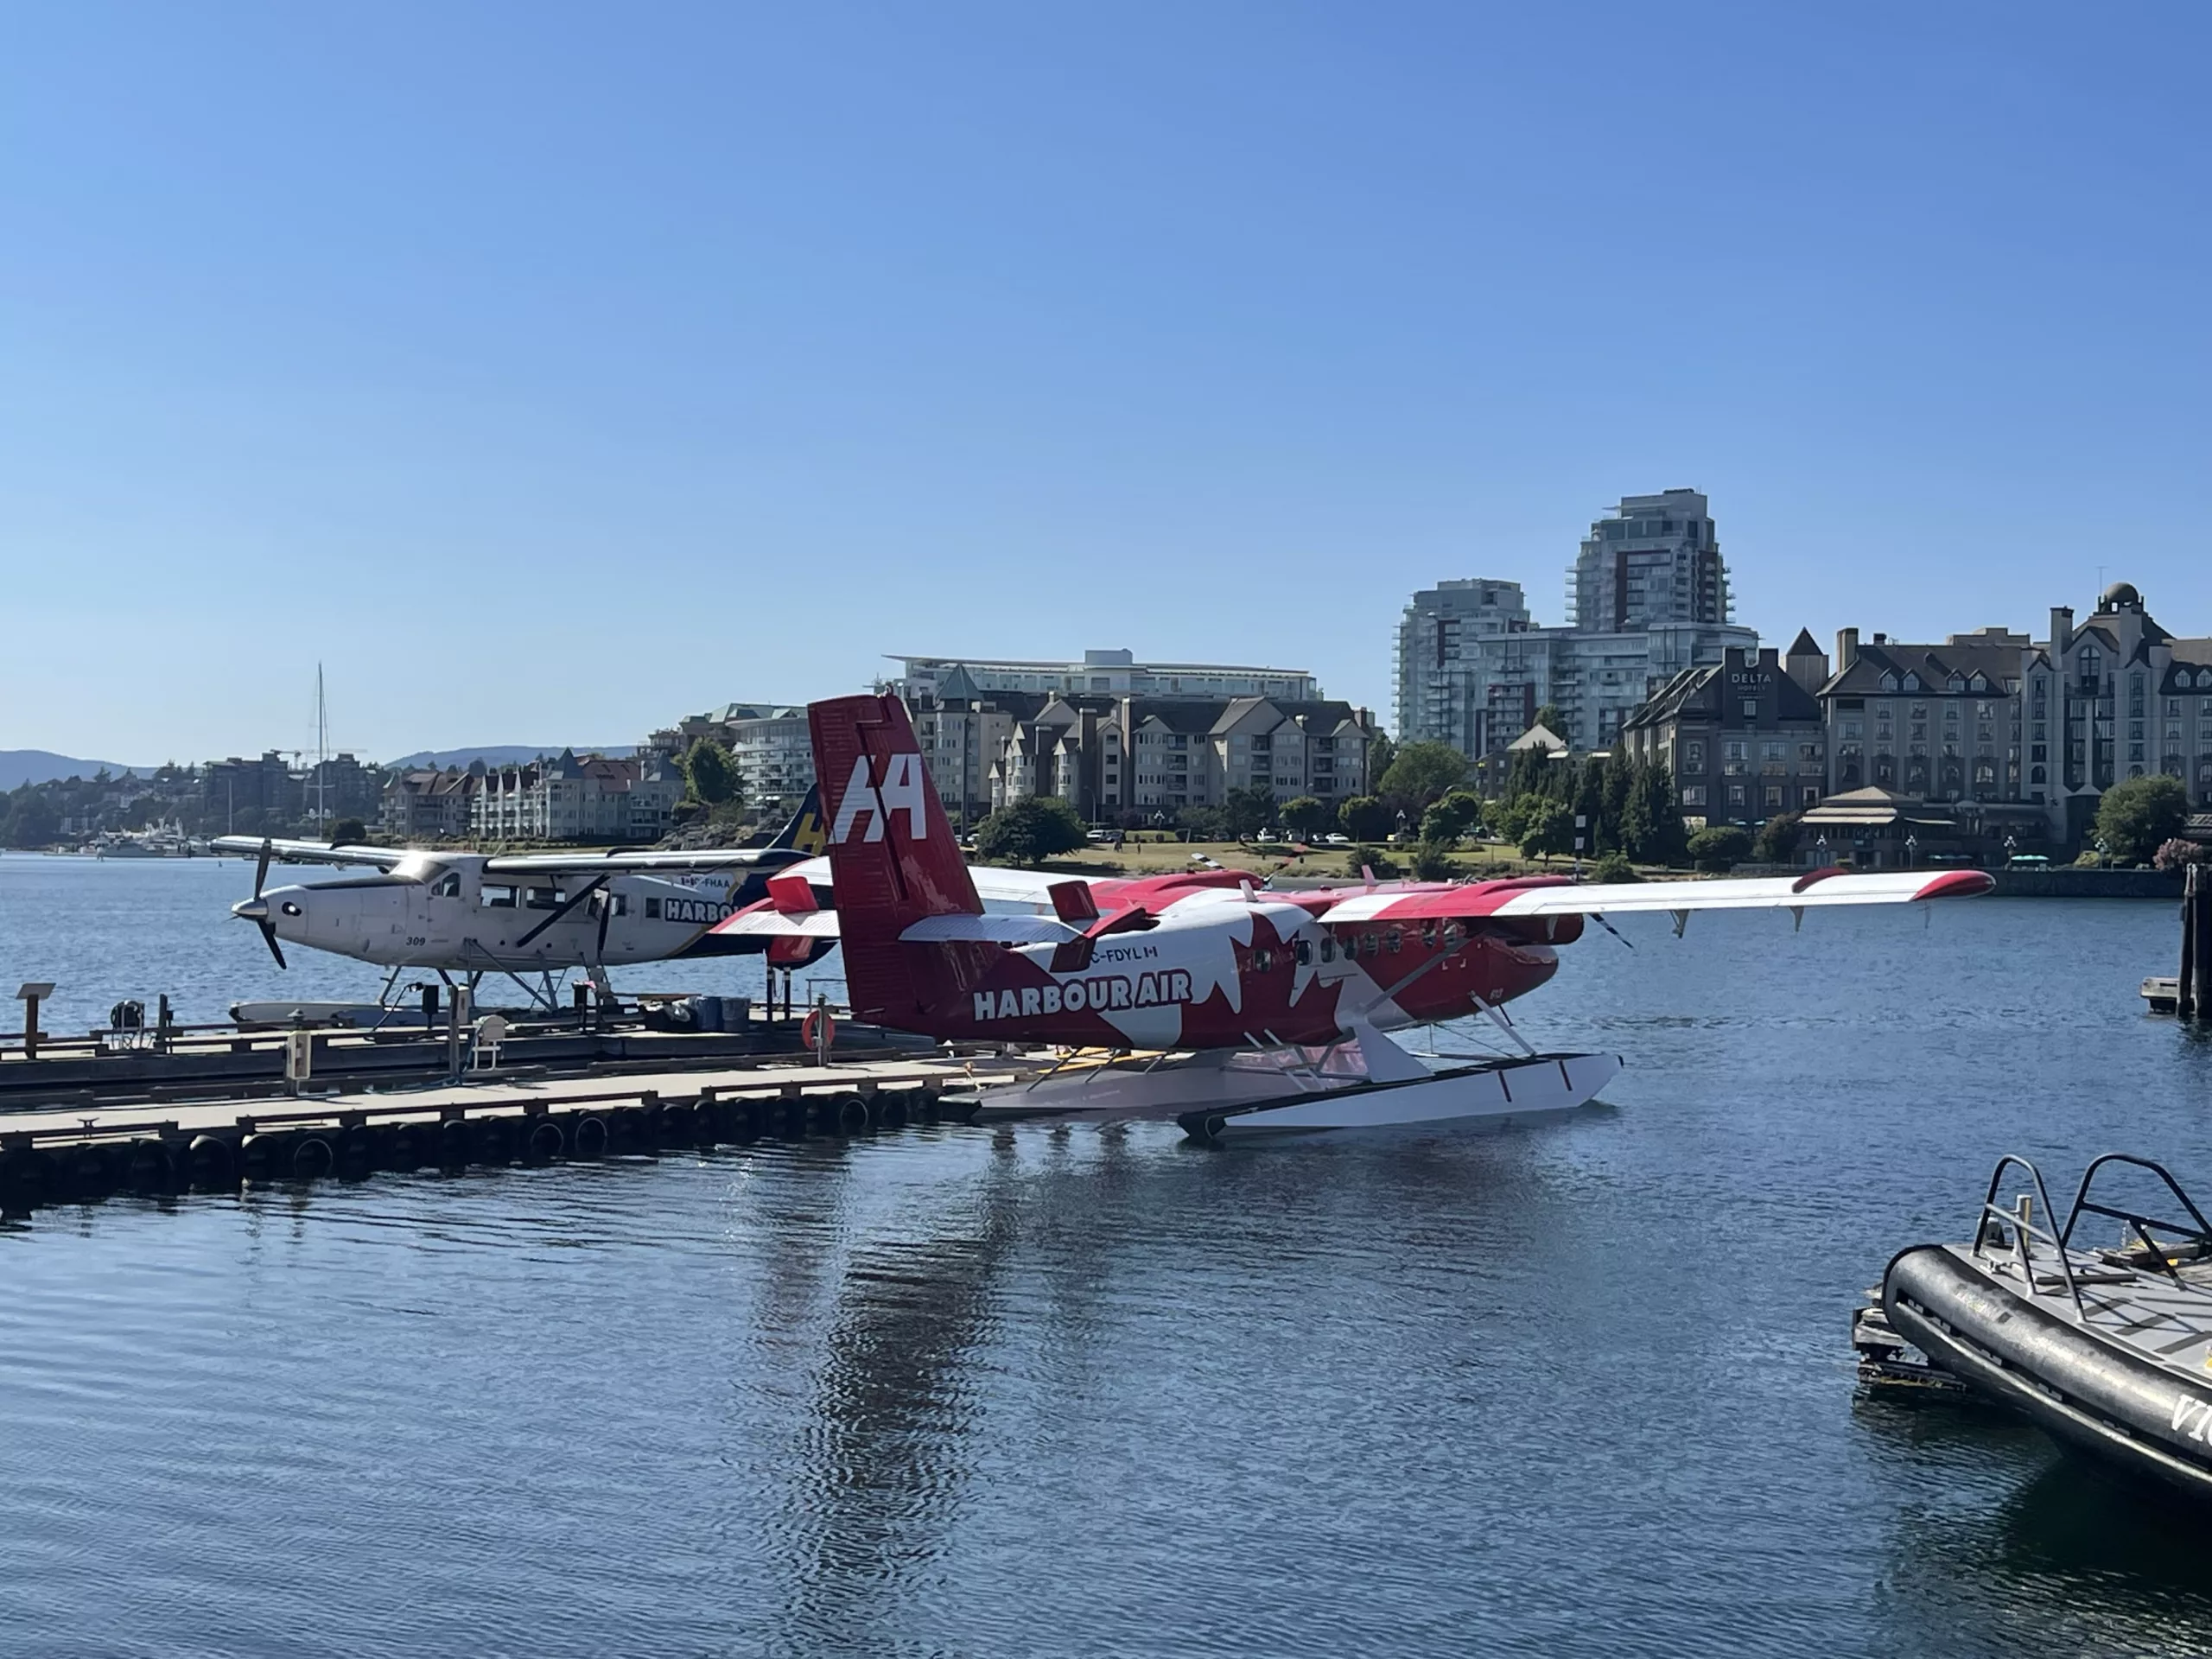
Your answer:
[230,838,288,969]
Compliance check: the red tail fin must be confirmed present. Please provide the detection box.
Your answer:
[810,695,985,1024]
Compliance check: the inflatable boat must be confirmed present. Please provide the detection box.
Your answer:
[1858,1154,2212,1497]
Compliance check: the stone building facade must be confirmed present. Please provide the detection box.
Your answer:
[1818,583,2212,846]
[987,695,1377,824]
[1618,642,1829,824]
[470,751,684,842]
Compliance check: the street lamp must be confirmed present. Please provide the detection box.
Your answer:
[1815,832,1829,869]
[1904,832,1918,868]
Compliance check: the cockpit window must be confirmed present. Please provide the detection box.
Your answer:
[429,872,463,899]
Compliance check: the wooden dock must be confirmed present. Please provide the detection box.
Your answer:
[0,1052,1048,1210]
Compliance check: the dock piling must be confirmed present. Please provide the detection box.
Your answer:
[2184,863,2210,1022]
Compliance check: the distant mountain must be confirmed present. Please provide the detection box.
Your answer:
[385,744,637,770]
[0,750,152,789]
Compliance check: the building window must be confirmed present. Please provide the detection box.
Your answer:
[1681,785,1706,807]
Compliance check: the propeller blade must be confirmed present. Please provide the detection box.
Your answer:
[258,919,287,969]
[253,838,273,900]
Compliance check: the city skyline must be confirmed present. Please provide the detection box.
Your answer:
[4,4,2208,760]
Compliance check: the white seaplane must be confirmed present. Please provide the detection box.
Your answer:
[211,791,832,1011]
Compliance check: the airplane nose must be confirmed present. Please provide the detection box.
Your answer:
[232,897,270,923]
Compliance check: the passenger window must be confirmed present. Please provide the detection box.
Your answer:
[1320,936,1336,963]
[1442,921,1464,950]
[1421,921,1437,950]
[1363,932,1378,957]
[613,893,628,917]
[645,897,661,920]
[480,884,518,909]
[1386,928,1402,954]
[1294,938,1312,967]
[525,887,563,910]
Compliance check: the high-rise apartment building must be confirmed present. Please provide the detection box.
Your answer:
[1572,488,1731,632]
[1395,491,1756,757]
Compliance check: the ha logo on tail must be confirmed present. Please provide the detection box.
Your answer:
[830,751,933,844]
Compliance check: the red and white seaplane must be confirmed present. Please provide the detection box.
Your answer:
[718,695,1993,1139]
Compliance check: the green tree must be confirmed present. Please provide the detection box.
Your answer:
[1366,731,1396,791]
[1754,810,1803,865]
[683,741,742,807]
[1377,741,1471,816]
[1178,803,1230,841]
[332,817,369,845]
[1421,788,1485,845]
[973,797,1088,867]
[1589,849,1639,884]
[2093,774,2190,866]
[1337,795,1392,842]
[1224,785,1276,840]
[1409,840,1458,880]
[1516,797,1574,863]
[1490,794,1531,849]
[1602,753,1635,850]
[1280,796,1332,839]
[1688,824,1754,872]
[1636,761,1690,866]
[1618,758,1653,857]
[1,791,60,849]
[1572,759,1609,855]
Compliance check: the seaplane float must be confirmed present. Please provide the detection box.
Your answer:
[715,695,1994,1139]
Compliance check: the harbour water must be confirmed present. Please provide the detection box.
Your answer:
[3,855,2211,1656]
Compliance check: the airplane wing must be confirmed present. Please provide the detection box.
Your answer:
[1317,868,1994,925]
[717,856,1072,909]
[714,906,1077,946]
[482,847,800,875]
[209,836,412,871]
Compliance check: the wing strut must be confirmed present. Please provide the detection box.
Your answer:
[514,875,609,949]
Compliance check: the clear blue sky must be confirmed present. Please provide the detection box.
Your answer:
[3,2,2206,765]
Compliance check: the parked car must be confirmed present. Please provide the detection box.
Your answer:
[1322,833,1351,845]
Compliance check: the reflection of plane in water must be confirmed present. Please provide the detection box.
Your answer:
[211,789,833,1009]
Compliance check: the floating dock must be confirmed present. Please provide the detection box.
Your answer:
[0,1051,1052,1212]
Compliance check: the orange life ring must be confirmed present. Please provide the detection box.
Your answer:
[802,1007,836,1056]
